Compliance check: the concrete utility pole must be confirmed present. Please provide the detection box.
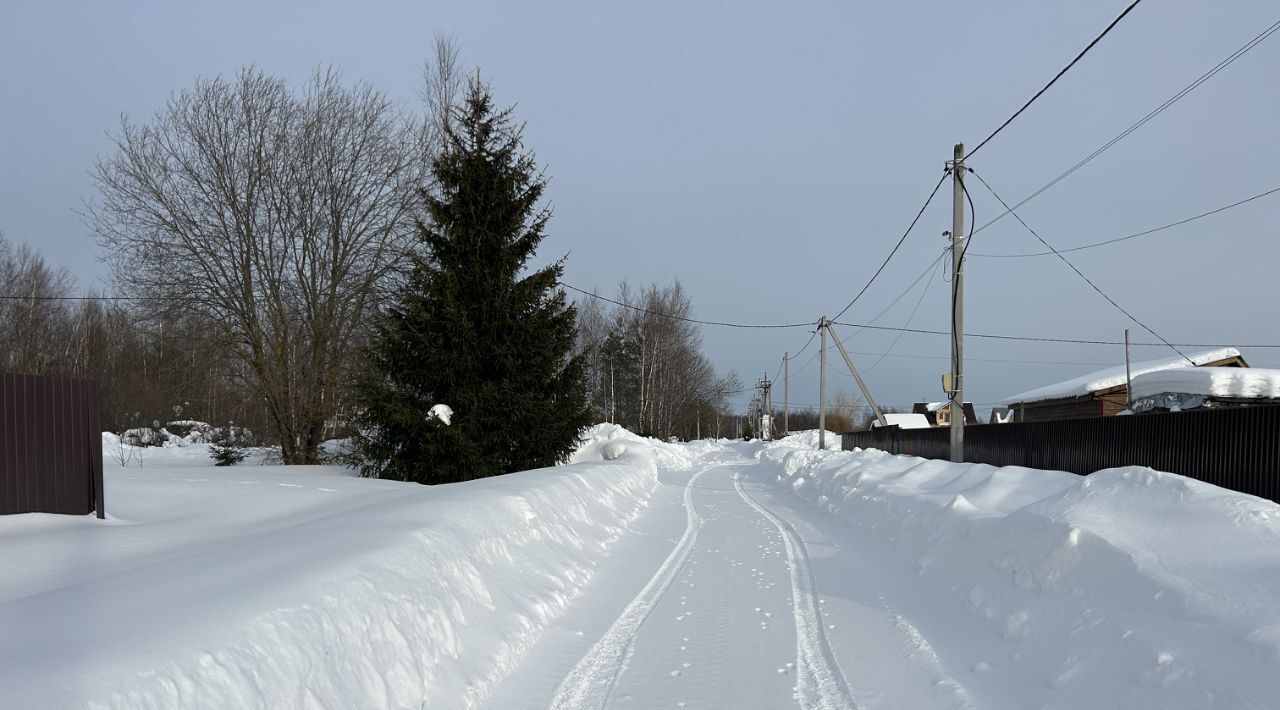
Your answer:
[818,316,828,450]
[748,376,772,441]
[762,374,774,440]
[783,352,790,437]
[949,143,966,463]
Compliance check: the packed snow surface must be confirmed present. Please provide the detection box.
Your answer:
[4,426,1280,709]
[1004,347,1241,404]
[1129,366,1280,400]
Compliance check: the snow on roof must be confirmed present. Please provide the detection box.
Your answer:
[1129,367,1280,401]
[872,412,932,429]
[1004,347,1241,405]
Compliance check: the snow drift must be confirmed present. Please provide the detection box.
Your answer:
[0,424,685,710]
[757,434,1280,709]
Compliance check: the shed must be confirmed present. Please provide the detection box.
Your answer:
[1005,347,1246,422]
[1129,366,1280,413]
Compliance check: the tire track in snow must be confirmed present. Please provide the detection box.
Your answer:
[734,472,859,710]
[548,466,716,710]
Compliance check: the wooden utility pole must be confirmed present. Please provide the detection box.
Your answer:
[783,352,789,437]
[949,143,966,463]
[818,317,828,449]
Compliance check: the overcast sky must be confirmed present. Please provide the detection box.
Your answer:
[2,0,1277,420]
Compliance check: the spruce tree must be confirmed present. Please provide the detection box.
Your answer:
[352,78,592,484]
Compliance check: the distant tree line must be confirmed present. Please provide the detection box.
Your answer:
[1,231,259,435]
[575,282,740,440]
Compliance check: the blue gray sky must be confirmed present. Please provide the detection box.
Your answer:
[2,0,1277,418]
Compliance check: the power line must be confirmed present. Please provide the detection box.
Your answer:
[778,327,819,382]
[826,319,1280,348]
[850,351,1117,367]
[561,283,814,330]
[841,248,948,343]
[0,293,171,302]
[970,184,1280,258]
[968,168,1193,364]
[864,247,945,374]
[965,0,1144,160]
[973,17,1280,235]
[9,280,1278,348]
[830,170,950,322]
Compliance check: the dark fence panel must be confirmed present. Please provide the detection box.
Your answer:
[842,405,1280,503]
[0,372,104,517]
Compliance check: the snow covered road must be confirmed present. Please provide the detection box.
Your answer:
[486,449,972,710]
[6,427,1280,709]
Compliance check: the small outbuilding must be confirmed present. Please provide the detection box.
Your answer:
[1128,366,1280,413]
[1005,347,1247,422]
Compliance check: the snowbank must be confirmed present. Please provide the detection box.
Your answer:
[756,436,1280,709]
[0,426,680,709]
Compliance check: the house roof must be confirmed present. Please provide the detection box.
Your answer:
[872,412,932,429]
[1004,347,1242,405]
[1129,366,1280,401]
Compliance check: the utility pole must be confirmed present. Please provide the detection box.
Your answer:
[818,316,828,450]
[1124,328,1134,410]
[949,143,966,463]
[783,352,790,437]
[756,373,773,440]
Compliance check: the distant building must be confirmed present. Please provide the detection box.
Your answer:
[1005,347,1247,422]
[911,401,978,427]
[871,412,932,429]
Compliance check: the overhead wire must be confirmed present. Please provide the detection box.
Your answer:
[6,288,1272,348]
[964,0,1144,160]
[829,170,950,322]
[968,168,1194,364]
[863,251,945,374]
[560,283,814,329]
[973,17,1280,235]
[969,184,1280,258]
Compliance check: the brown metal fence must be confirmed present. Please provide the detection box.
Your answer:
[1,372,104,517]
[841,404,1280,503]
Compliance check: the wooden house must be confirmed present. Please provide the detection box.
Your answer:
[911,401,978,426]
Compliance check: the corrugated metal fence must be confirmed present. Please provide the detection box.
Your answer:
[842,404,1280,503]
[1,372,104,517]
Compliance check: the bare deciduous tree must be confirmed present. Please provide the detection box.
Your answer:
[0,231,77,374]
[88,66,425,463]
[576,281,740,439]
